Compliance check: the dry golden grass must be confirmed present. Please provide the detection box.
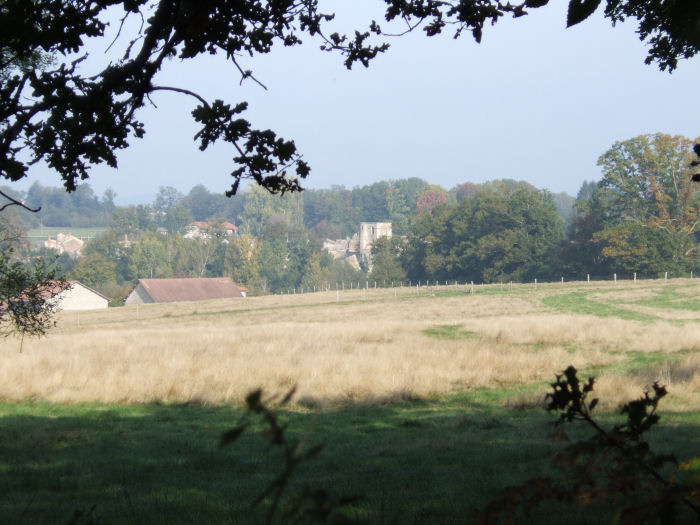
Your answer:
[0,281,699,409]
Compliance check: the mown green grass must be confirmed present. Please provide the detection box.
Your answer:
[422,324,478,340]
[628,285,700,312]
[542,291,657,321]
[1,392,698,524]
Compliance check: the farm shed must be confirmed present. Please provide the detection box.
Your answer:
[124,278,247,305]
[49,281,109,310]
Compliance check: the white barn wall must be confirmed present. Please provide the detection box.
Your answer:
[53,283,109,311]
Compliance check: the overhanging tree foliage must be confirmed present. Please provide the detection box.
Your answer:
[0,213,62,339]
[1,1,699,199]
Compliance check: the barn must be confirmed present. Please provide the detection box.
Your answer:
[49,281,109,310]
[124,278,247,305]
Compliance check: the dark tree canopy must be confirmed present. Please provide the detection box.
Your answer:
[1,0,698,198]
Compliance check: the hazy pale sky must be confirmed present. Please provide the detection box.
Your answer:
[18,2,700,204]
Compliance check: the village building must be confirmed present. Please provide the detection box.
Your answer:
[119,234,133,249]
[322,222,392,269]
[46,281,109,310]
[124,278,247,305]
[43,233,85,257]
[184,221,238,240]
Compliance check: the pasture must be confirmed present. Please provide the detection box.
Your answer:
[26,226,108,249]
[0,279,699,523]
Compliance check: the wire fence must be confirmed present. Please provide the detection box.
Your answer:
[55,273,697,330]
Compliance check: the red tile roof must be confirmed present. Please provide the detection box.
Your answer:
[136,278,245,303]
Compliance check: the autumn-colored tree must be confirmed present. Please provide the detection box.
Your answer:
[594,134,700,276]
[452,182,480,202]
[415,189,449,216]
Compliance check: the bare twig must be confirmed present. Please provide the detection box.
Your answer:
[0,190,40,213]
[231,56,268,90]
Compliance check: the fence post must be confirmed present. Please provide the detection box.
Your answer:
[665,271,668,280]
[614,273,617,284]
[634,272,637,283]
[470,281,474,294]
[561,276,564,287]
[534,278,537,289]
[587,273,590,284]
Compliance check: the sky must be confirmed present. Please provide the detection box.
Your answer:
[15,1,700,205]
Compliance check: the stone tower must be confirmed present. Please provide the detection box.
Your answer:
[358,222,392,257]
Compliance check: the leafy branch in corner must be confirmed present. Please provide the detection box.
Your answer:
[3,1,698,196]
[220,387,361,524]
[0,249,65,348]
[477,366,700,524]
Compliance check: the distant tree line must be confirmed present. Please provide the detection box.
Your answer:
[6,133,697,302]
[370,134,700,285]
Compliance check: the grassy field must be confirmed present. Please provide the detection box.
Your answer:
[26,226,108,248]
[0,279,699,523]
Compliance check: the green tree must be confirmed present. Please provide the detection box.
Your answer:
[153,186,184,214]
[259,216,316,293]
[560,182,612,279]
[111,205,156,237]
[161,234,190,277]
[180,185,230,222]
[352,182,390,223]
[551,191,576,233]
[239,185,304,237]
[385,185,411,236]
[129,234,167,279]
[224,234,262,289]
[303,186,359,238]
[370,236,407,285]
[72,252,117,289]
[164,204,194,235]
[404,181,564,283]
[101,188,117,213]
[300,252,333,291]
[594,134,700,276]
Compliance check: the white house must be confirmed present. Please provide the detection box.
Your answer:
[49,281,109,310]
